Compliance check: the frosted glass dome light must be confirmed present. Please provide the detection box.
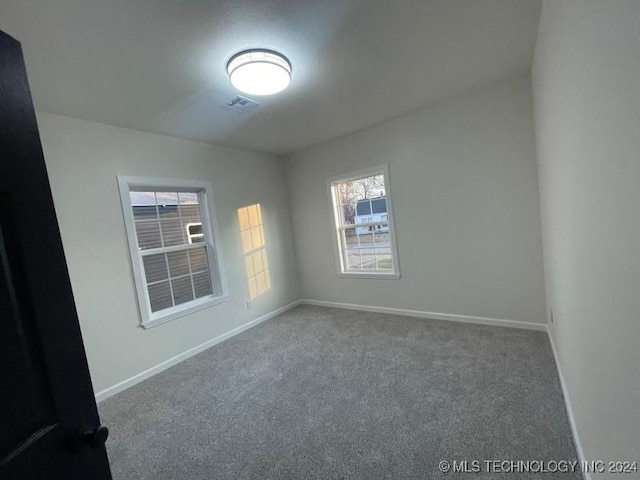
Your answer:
[227,50,291,96]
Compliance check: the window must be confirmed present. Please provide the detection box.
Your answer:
[328,165,400,278]
[186,223,204,244]
[118,176,227,328]
[237,204,271,300]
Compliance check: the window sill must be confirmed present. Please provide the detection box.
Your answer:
[337,272,401,280]
[140,294,229,329]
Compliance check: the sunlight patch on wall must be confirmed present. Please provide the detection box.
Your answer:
[238,204,271,300]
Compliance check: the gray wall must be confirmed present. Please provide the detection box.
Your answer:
[533,0,640,471]
[286,76,547,325]
[37,112,299,394]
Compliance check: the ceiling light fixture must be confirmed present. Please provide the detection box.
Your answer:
[227,49,291,96]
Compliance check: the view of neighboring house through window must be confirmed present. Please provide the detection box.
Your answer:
[238,204,271,300]
[329,165,400,278]
[186,222,204,243]
[118,177,226,327]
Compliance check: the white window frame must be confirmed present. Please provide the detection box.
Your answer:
[118,176,228,328]
[186,222,204,244]
[327,164,401,279]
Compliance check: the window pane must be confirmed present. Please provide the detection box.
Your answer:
[360,254,377,270]
[188,247,208,273]
[341,203,356,225]
[343,227,359,247]
[130,191,157,206]
[334,174,386,226]
[342,226,361,270]
[376,254,393,270]
[167,250,190,278]
[181,206,203,235]
[371,198,387,214]
[373,232,391,254]
[178,192,198,205]
[171,276,194,305]
[356,201,371,216]
[143,253,168,283]
[158,204,184,246]
[155,192,179,205]
[131,193,161,250]
[346,252,362,270]
[134,219,162,250]
[193,272,213,299]
[148,281,172,312]
[188,224,203,235]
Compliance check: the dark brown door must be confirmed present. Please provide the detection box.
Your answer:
[0,30,112,480]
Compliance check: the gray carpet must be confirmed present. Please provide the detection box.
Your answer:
[99,305,580,479]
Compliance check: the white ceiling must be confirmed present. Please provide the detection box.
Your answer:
[0,0,541,155]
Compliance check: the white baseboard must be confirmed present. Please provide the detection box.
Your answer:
[548,330,590,480]
[94,300,301,403]
[299,299,547,331]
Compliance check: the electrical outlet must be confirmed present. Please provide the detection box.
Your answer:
[550,309,554,324]
[246,300,252,311]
